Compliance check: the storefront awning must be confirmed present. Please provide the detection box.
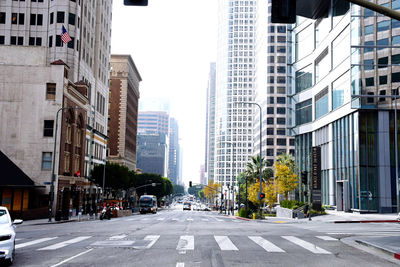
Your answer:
[0,150,39,187]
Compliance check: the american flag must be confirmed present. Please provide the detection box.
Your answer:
[61,25,72,44]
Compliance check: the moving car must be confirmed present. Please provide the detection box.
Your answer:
[139,195,158,214]
[183,202,191,211]
[0,206,23,265]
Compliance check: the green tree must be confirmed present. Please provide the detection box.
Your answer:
[244,155,274,183]
[91,162,134,190]
[173,184,185,195]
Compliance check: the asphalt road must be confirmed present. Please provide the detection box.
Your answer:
[12,204,399,267]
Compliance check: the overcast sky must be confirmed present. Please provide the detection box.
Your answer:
[111,0,218,186]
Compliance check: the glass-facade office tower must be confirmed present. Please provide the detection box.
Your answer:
[206,62,216,183]
[254,0,294,167]
[215,0,256,191]
[168,117,181,185]
[289,0,399,213]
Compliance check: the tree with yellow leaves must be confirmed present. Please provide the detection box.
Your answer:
[264,180,278,210]
[248,182,268,206]
[274,162,298,200]
[204,180,221,203]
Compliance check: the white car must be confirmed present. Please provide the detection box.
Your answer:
[0,207,23,265]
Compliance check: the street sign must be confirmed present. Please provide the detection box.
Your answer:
[312,146,322,210]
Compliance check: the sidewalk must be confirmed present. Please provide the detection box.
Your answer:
[355,236,400,261]
[297,210,399,223]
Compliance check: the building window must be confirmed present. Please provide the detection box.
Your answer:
[57,12,65,23]
[267,149,274,156]
[69,13,75,25]
[46,83,56,100]
[332,26,350,68]
[277,107,286,114]
[0,36,4,44]
[315,87,329,119]
[377,20,390,32]
[50,12,54,24]
[56,35,62,46]
[17,37,23,45]
[277,128,286,135]
[11,13,17,24]
[267,138,274,145]
[0,12,5,24]
[296,64,312,93]
[30,14,36,25]
[332,71,349,110]
[277,139,287,146]
[267,107,274,114]
[37,14,43,25]
[41,152,52,170]
[277,118,286,125]
[267,128,274,135]
[66,124,72,143]
[67,37,74,49]
[277,97,286,104]
[315,48,330,83]
[296,99,312,125]
[267,118,274,124]
[49,35,53,47]
[10,36,16,45]
[277,149,286,156]
[43,120,54,137]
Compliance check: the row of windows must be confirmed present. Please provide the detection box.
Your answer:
[266,107,286,115]
[266,148,294,157]
[0,11,77,26]
[265,128,287,136]
[268,76,286,84]
[268,66,286,73]
[268,46,286,53]
[266,117,286,125]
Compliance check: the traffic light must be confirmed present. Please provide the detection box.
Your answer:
[189,181,192,187]
[301,171,308,184]
[271,0,296,24]
[124,0,148,6]
[258,192,265,200]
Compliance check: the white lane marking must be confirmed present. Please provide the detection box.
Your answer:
[126,218,136,221]
[176,263,184,267]
[201,219,209,221]
[141,218,149,221]
[144,235,160,249]
[316,236,337,241]
[50,248,93,267]
[172,218,179,221]
[282,236,331,254]
[214,236,238,251]
[177,235,194,250]
[157,218,165,221]
[16,237,58,249]
[187,218,193,221]
[38,236,92,250]
[109,235,127,240]
[214,218,224,222]
[248,236,285,252]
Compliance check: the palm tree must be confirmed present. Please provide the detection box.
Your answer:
[244,155,273,183]
[276,153,296,172]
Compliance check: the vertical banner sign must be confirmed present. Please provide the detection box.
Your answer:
[312,146,322,210]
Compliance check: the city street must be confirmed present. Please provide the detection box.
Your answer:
[12,204,399,267]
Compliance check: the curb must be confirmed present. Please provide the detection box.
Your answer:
[355,239,400,260]
[334,220,399,224]
[24,219,78,226]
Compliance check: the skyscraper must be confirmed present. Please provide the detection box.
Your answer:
[215,0,257,191]
[205,62,216,183]
[168,117,180,185]
[254,0,294,168]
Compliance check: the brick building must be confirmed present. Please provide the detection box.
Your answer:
[108,55,141,171]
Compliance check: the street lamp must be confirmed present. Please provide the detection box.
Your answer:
[238,102,263,219]
[49,106,83,222]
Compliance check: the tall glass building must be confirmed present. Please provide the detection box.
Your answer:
[215,0,257,191]
[289,0,399,213]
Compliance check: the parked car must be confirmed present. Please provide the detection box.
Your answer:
[183,202,191,211]
[0,206,23,265]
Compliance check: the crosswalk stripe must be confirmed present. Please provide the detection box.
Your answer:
[141,218,149,221]
[176,263,184,267]
[16,237,58,249]
[248,236,285,252]
[316,236,337,241]
[37,236,92,250]
[201,219,209,221]
[282,236,331,254]
[157,218,165,221]
[215,218,223,222]
[172,218,179,221]
[144,235,160,249]
[187,218,193,221]
[177,236,194,250]
[214,236,238,251]
[109,235,127,240]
